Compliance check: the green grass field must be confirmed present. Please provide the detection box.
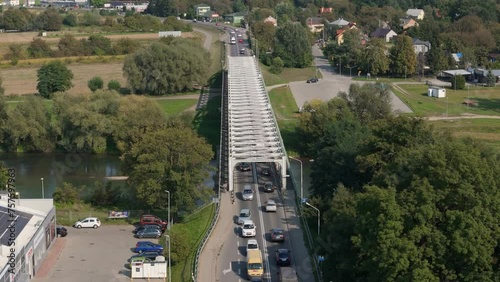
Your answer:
[154,99,198,116]
[260,64,320,86]
[393,84,500,116]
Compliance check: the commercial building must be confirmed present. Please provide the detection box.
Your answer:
[0,193,56,282]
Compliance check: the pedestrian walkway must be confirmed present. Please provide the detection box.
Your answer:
[33,237,66,279]
[197,190,234,280]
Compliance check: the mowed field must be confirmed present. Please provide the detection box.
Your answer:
[0,63,126,95]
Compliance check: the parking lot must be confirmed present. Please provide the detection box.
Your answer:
[33,225,164,282]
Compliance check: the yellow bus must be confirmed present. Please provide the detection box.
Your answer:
[247,249,264,278]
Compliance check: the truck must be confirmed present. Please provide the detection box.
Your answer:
[247,249,263,279]
[279,267,298,282]
[230,37,236,45]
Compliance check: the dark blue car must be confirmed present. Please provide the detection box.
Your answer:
[134,241,163,253]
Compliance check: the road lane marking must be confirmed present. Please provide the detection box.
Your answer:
[237,240,240,256]
[255,179,271,280]
[238,258,241,275]
[223,262,231,275]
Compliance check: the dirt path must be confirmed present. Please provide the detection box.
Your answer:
[425,114,500,121]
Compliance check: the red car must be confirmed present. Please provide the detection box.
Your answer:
[239,39,243,43]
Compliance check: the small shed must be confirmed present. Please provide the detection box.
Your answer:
[428,86,446,98]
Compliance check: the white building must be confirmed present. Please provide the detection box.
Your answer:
[428,86,446,98]
[0,194,56,282]
[406,9,425,20]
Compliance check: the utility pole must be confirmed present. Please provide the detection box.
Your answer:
[339,57,342,76]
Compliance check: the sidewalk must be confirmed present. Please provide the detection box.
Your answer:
[197,191,233,279]
[33,237,66,280]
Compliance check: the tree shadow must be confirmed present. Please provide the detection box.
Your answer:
[471,98,500,113]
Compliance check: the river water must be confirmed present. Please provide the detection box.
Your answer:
[0,153,123,198]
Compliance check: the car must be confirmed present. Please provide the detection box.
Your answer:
[224,26,227,30]
[241,220,256,237]
[73,217,101,229]
[128,252,162,262]
[133,224,161,234]
[140,215,167,231]
[246,239,259,254]
[306,78,319,83]
[235,28,239,31]
[237,33,242,37]
[134,228,162,239]
[239,39,243,43]
[128,256,154,268]
[238,208,251,224]
[261,168,270,176]
[192,19,197,22]
[239,48,245,55]
[134,241,163,253]
[230,31,235,35]
[265,200,277,212]
[262,182,275,193]
[56,226,68,237]
[270,228,285,242]
[242,185,254,201]
[238,162,251,171]
[275,249,291,266]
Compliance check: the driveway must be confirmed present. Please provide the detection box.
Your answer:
[289,45,412,114]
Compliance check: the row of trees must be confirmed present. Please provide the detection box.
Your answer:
[0,8,192,32]
[297,83,500,281]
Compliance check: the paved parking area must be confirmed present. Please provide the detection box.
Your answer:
[33,225,163,282]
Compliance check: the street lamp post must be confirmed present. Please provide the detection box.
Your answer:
[15,192,20,206]
[40,178,45,199]
[165,235,171,282]
[165,190,170,230]
[305,202,320,235]
[289,157,303,200]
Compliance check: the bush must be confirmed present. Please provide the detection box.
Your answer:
[53,182,80,204]
[107,80,121,91]
[451,75,466,90]
[63,13,78,27]
[269,57,284,74]
[88,76,104,92]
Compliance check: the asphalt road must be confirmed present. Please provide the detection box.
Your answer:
[289,44,413,114]
[217,163,291,282]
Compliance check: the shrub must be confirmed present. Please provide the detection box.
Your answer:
[63,13,78,27]
[269,57,284,74]
[53,182,80,204]
[451,75,465,90]
[107,80,121,91]
[88,76,104,92]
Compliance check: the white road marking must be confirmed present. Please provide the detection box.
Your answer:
[222,262,231,275]
[255,179,271,280]
[238,258,241,275]
[237,240,240,256]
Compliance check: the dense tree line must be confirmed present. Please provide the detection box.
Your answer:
[123,37,210,95]
[297,83,500,281]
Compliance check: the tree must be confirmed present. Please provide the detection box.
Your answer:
[112,38,141,55]
[27,38,53,58]
[121,128,213,212]
[485,69,496,87]
[2,9,31,31]
[252,22,276,56]
[361,38,389,76]
[88,76,104,92]
[338,83,392,123]
[123,39,210,95]
[81,11,101,26]
[145,0,178,17]
[451,75,466,90]
[427,43,449,75]
[273,22,313,68]
[37,60,73,99]
[63,13,78,27]
[58,34,83,57]
[33,8,63,31]
[269,57,284,74]
[53,182,80,204]
[85,35,112,55]
[107,80,121,91]
[90,0,105,7]
[390,35,417,77]
[2,96,55,152]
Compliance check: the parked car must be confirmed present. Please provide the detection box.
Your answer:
[133,224,161,234]
[242,185,254,201]
[306,78,318,83]
[56,226,68,237]
[265,200,277,212]
[239,48,245,54]
[261,168,270,176]
[238,162,251,171]
[73,217,101,229]
[140,215,167,231]
[241,220,256,237]
[246,239,259,254]
[275,249,291,266]
[262,182,275,193]
[134,241,163,253]
[239,39,243,43]
[270,228,285,242]
[238,208,251,224]
[135,228,162,239]
[128,252,162,262]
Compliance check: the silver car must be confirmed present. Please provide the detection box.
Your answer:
[242,185,254,201]
[265,200,277,212]
[238,208,251,224]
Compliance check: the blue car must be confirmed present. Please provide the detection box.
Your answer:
[134,241,163,253]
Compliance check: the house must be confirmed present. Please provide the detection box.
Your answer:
[428,86,446,98]
[400,18,418,30]
[329,17,350,28]
[370,28,397,42]
[194,4,211,18]
[3,0,20,5]
[201,11,220,22]
[224,11,246,25]
[306,17,324,33]
[335,22,357,45]
[413,38,431,54]
[406,8,425,20]
[319,7,332,13]
[263,16,277,26]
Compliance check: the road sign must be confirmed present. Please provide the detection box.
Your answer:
[301,198,307,204]
[318,256,325,262]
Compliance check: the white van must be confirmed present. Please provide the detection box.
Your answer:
[230,37,236,44]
